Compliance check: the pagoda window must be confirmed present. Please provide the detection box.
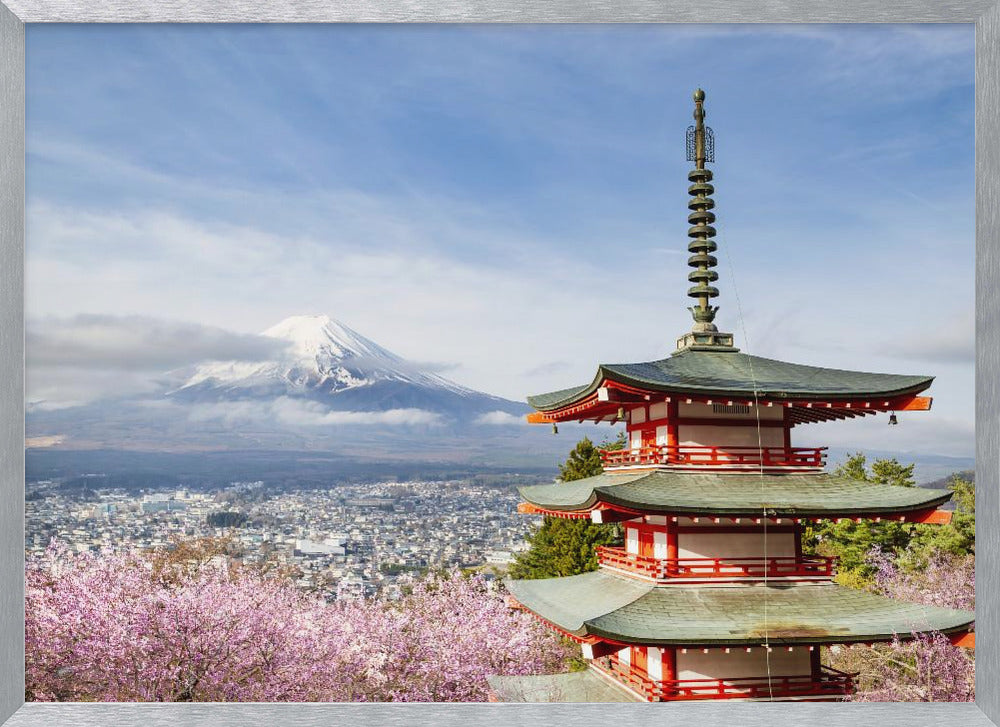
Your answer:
[655,425,669,446]
[678,402,782,421]
[618,646,631,667]
[625,526,640,555]
[631,407,647,425]
[647,647,663,681]
[630,430,643,451]
[652,530,668,559]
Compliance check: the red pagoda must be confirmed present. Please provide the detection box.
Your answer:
[489,89,975,703]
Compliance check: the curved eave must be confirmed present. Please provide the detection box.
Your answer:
[527,353,934,414]
[506,572,975,647]
[517,472,952,518]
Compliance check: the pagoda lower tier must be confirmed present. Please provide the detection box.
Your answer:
[504,571,975,702]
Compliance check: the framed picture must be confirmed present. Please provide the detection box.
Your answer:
[1,5,998,727]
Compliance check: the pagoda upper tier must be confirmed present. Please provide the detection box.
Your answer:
[526,349,933,425]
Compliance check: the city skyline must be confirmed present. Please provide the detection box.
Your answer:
[25,24,975,457]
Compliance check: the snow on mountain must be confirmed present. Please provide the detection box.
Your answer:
[171,315,522,420]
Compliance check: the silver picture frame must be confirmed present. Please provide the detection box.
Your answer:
[1,4,997,726]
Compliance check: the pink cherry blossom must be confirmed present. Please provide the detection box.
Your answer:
[25,542,572,702]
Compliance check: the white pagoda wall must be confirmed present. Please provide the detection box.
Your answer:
[626,402,788,450]
[677,531,796,559]
[676,648,811,681]
[677,424,784,449]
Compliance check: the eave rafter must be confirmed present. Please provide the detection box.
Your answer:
[528,387,932,426]
[517,501,954,525]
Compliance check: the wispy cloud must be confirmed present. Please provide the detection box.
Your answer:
[474,410,525,426]
[27,314,287,370]
[188,397,442,428]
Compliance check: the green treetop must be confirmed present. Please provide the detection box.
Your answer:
[508,434,624,580]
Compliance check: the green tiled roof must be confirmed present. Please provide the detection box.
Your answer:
[518,471,951,517]
[527,349,933,411]
[487,671,640,702]
[506,571,974,646]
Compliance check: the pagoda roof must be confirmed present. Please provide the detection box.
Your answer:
[527,349,933,412]
[517,471,951,517]
[505,571,974,646]
[487,671,640,702]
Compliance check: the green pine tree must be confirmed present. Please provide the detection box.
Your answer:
[803,453,975,586]
[904,473,975,567]
[509,434,625,580]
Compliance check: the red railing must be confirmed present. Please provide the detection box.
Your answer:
[600,445,827,470]
[596,546,836,581]
[597,653,854,701]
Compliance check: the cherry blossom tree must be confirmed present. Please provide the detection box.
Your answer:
[25,543,572,702]
[829,548,975,702]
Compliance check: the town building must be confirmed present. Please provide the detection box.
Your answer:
[489,90,975,703]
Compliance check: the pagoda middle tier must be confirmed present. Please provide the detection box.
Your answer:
[516,471,952,523]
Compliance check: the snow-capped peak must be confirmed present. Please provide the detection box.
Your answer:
[262,314,405,366]
[175,314,472,397]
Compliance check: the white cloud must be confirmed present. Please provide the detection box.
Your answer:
[188,397,442,428]
[474,410,526,426]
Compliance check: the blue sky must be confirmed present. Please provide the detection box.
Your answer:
[25,24,975,456]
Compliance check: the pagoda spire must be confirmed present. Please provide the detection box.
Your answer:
[675,88,737,353]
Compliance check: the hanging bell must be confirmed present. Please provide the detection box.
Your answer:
[552,423,559,435]
[888,412,898,426]
[615,406,626,422]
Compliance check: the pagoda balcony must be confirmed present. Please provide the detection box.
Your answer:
[595,654,854,702]
[596,546,837,583]
[599,445,827,471]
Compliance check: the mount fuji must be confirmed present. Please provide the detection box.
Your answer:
[25,313,572,472]
[168,314,524,421]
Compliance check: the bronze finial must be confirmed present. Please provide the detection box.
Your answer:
[676,89,737,353]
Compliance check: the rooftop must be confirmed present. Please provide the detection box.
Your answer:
[505,570,974,646]
[527,349,933,412]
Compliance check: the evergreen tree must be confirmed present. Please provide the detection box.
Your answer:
[509,434,624,580]
[905,473,975,566]
[803,453,975,585]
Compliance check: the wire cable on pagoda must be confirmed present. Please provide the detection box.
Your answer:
[684,87,775,699]
[723,244,776,700]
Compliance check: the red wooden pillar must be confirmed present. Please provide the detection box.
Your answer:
[639,526,655,557]
[666,518,678,560]
[667,400,679,461]
[663,647,677,680]
[782,407,792,449]
[663,647,677,698]
[810,646,822,679]
[794,522,803,560]
[632,645,648,675]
